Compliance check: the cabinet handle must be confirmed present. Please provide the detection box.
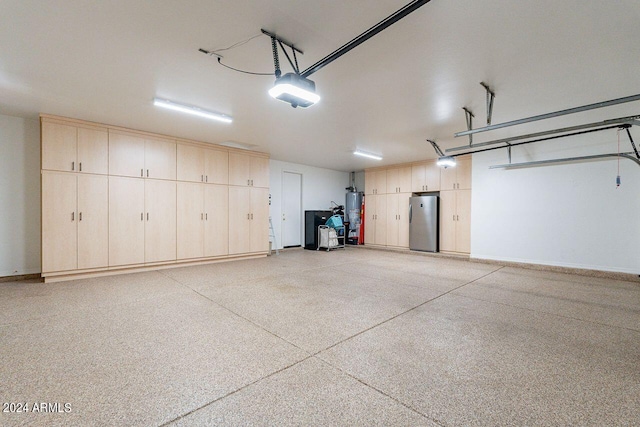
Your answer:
[201,175,204,182]
[247,179,250,186]
[79,162,82,172]
[201,213,204,220]
[205,213,208,220]
[457,215,459,221]
[71,212,74,221]
[251,213,254,220]
[425,185,428,191]
[147,169,149,177]
[206,175,208,183]
[247,213,250,220]
[141,213,144,221]
[453,214,455,221]
[79,212,82,221]
[147,213,149,221]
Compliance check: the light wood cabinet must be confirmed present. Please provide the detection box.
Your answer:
[386,167,412,194]
[206,149,229,185]
[228,186,269,254]
[441,156,471,190]
[177,183,229,259]
[145,180,177,263]
[42,172,108,273]
[109,176,145,266]
[204,185,229,257]
[77,174,109,269]
[145,137,176,180]
[439,189,471,254]
[386,193,410,248]
[364,194,387,245]
[41,122,108,174]
[41,114,269,282]
[365,170,387,195]
[110,131,176,179]
[250,187,270,253]
[177,182,205,260]
[229,152,269,188]
[412,160,440,192]
[109,132,145,178]
[42,173,78,272]
[177,144,228,184]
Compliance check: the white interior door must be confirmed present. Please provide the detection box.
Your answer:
[282,171,302,247]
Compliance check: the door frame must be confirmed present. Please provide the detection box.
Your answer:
[281,171,303,248]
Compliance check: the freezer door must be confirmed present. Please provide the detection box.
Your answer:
[409,196,438,252]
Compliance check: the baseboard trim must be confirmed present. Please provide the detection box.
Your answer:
[0,273,42,283]
[42,253,268,283]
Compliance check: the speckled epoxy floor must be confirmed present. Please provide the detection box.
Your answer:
[1,248,638,426]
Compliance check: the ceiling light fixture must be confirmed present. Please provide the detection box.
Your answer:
[436,156,457,168]
[354,150,383,161]
[153,98,232,123]
[268,73,320,108]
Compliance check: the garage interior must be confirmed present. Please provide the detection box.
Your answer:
[1,1,639,426]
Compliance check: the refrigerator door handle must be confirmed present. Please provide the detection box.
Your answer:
[409,202,412,223]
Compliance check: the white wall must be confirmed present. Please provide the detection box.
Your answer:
[0,114,41,276]
[269,160,349,249]
[471,129,640,274]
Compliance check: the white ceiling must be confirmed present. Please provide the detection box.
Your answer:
[1,0,639,171]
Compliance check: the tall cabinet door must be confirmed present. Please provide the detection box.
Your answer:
[364,195,376,244]
[250,187,269,252]
[374,194,387,245]
[109,176,145,266]
[77,174,108,269]
[228,186,251,254]
[42,172,77,272]
[204,185,229,257]
[439,191,456,252]
[456,189,472,253]
[177,182,204,260]
[398,193,411,248]
[146,180,177,263]
[386,193,400,246]
[77,128,108,175]
[41,122,77,172]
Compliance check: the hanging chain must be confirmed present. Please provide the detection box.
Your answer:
[271,37,281,78]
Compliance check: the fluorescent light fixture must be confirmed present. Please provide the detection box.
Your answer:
[268,73,320,108]
[218,140,258,150]
[153,98,232,123]
[354,150,382,161]
[437,156,457,168]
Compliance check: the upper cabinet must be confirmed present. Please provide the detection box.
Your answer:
[109,131,176,179]
[41,121,108,174]
[386,166,411,194]
[411,160,440,192]
[441,156,472,190]
[229,152,269,188]
[177,143,228,184]
[364,170,387,195]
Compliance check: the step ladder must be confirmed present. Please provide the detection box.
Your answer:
[268,217,279,255]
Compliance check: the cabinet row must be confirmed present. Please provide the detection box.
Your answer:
[41,172,269,274]
[364,156,471,195]
[363,191,470,254]
[41,120,269,187]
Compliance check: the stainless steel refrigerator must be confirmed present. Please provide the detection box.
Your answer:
[409,195,438,252]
